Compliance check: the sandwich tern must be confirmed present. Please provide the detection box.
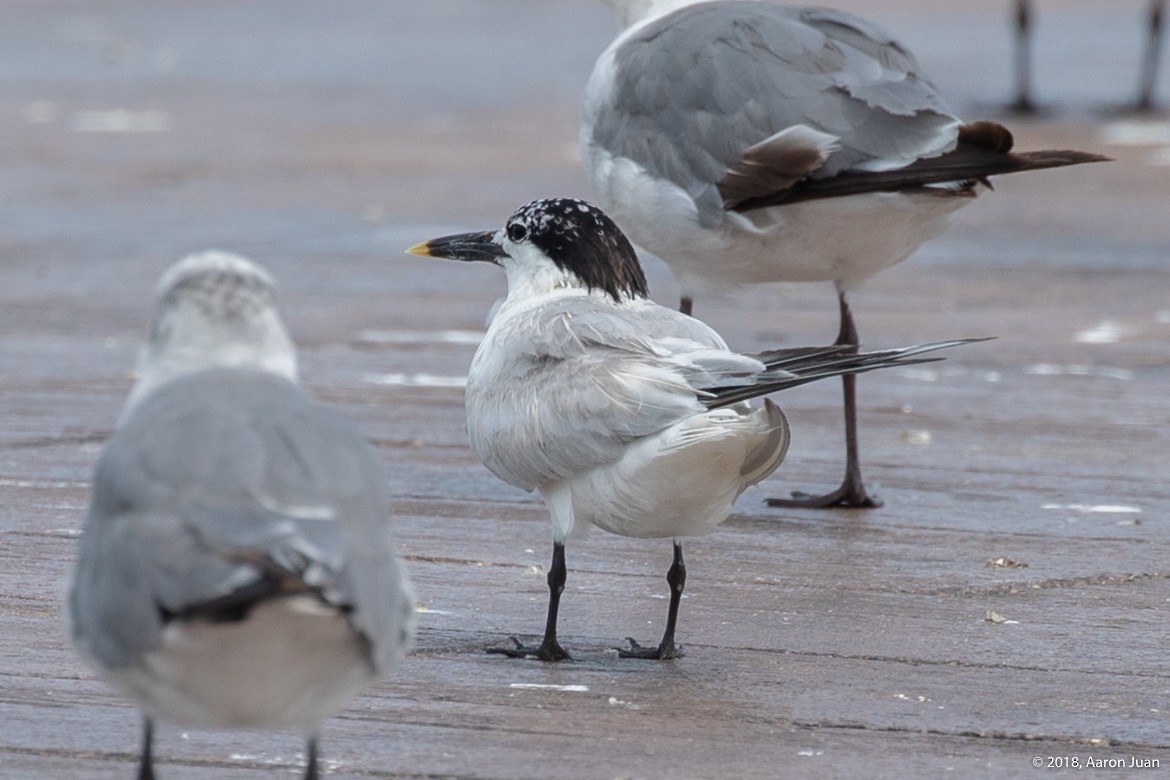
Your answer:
[409,197,979,661]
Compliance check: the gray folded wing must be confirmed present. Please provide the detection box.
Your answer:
[69,369,411,674]
[468,298,768,489]
[585,1,959,226]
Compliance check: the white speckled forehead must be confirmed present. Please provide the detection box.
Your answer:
[508,198,611,239]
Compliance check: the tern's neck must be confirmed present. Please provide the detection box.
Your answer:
[500,258,645,318]
[494,267,636,325]
[601,0,702,28]
[501,259,592,306]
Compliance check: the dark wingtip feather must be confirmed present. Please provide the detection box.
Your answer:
[1008,149,1113,169]
[706,337,994,408]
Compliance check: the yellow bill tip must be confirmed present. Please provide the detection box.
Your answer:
[405,241,432,257]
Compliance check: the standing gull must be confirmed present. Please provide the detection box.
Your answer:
[68,251,415,779]
[581,0,1107,508]
[408,197,978,661]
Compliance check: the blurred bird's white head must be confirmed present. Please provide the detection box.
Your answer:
[122,251,298,420]
[600,0,698,28]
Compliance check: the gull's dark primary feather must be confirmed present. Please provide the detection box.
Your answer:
[730,144,1110,210]
[158,567,333,624]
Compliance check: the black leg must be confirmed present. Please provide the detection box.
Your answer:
[1010,0,1036,113]
[620,541,686,660]
[487,541,572,661]
[304,736,319,780]
[1136,0,1165,111]
[137,718,155,780]
[767,291,883,509]
[680,295,693,317]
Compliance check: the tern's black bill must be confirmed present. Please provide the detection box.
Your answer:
[406,231,507,263]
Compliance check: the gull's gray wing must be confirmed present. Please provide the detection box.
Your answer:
[69,369,411,674]
[467,297,766,490]
[583,1,959,226]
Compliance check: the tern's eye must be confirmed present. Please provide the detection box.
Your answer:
[506,222,529,242]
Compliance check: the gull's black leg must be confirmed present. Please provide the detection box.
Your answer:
[680,295,693,317]
[304,736,319,780]
[1136,0,1165,111]
[768,291,883,509]
[620,541,686,660]
[1010,0,1037,113]
[488,541,572,661]
[137,718,155,780]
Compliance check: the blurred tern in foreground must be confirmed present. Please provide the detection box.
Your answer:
[408,197,979,661]
[581,0,1107,508]
[68,252,414,779]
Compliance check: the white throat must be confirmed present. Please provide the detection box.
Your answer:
[495,235,601,310]
[501,257,585,305]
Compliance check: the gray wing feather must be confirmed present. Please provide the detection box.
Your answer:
[70,369,411,673]
[468,298,765,490]
[586,1,959,225]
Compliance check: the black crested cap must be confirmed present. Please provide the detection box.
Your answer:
[506,198,649,302]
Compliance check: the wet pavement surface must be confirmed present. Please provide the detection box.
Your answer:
[2,1,1169,778]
